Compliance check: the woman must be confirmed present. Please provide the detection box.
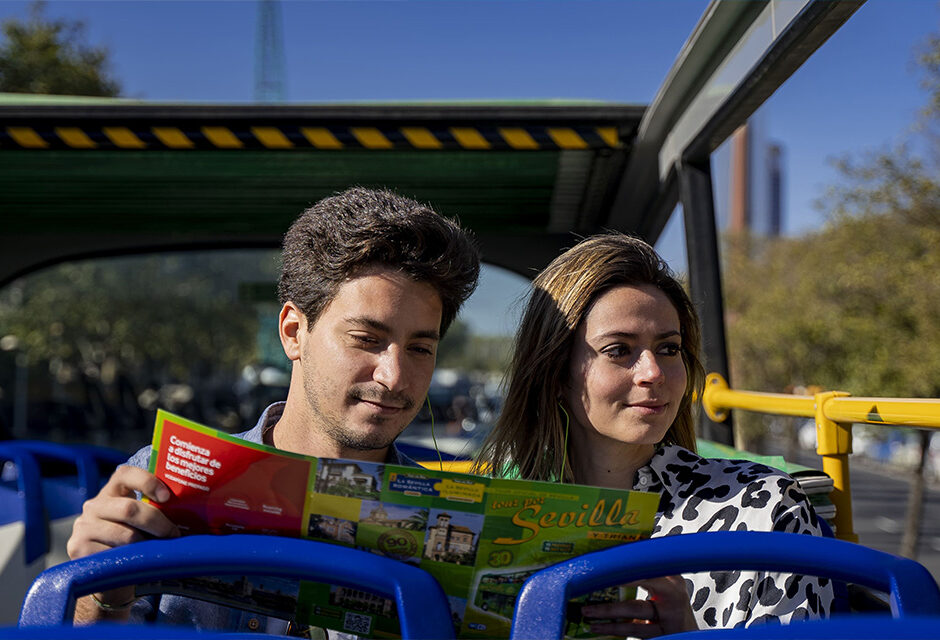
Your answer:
[475,233,832,637]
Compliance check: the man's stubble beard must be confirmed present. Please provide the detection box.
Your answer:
[302,367,417,452]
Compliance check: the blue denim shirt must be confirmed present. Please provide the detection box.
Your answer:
[125,402,420,635]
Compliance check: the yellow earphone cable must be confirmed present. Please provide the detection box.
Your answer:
[427,396,444,471]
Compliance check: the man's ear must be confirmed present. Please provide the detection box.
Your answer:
[279,302,305,361]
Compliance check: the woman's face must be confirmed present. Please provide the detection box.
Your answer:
[564,284,687,449]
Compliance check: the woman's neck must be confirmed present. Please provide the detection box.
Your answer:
[568,438,656,489]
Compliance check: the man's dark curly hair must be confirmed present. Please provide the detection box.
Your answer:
[277,187,480,336]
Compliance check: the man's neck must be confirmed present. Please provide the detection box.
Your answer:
[268,401,390,463]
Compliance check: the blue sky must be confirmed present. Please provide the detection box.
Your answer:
[2,1,705,102]
[2,0,936,334]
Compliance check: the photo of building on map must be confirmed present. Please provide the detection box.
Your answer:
[307,514,357,544]
[423,509,483,565]
[314,460,384,500]
[328,584,395,618]
[359,501,429,530]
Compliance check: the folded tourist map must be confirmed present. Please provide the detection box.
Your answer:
[147,409,658,638]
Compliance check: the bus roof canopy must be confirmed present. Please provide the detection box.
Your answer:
[0,101,643,284]
[0,0,863,292]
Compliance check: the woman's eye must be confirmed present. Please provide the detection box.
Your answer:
[658,343,681,356]
[602,345,628,358]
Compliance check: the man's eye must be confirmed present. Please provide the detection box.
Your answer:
[411,345,435,356]
[351,334,378,345]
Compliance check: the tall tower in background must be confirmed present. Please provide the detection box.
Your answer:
[729,125,751,234]
[255,0,286,102]
[727,116,784,237]
[766,143,784,237]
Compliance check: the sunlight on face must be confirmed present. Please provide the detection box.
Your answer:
[565,284,687,451]
[298,268,442,454]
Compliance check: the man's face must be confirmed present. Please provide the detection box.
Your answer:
[297,266,442,455]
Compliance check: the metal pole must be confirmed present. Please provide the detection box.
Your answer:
[678,159,733,445]
[815,391,857,542]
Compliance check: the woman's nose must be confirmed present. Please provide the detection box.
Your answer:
[635,350,665,385]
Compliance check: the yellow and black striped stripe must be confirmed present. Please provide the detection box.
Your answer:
[0,124,621,150]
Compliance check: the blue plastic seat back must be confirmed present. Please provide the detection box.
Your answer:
[72,444,128,480]
[4,441,108,502]
[1,442,126,524]
[19,534,456,639]
[812,518,853,614]
[664,615,940,639]
[0,624,296,639]
[0,445,45,564]
[509,531,940,640]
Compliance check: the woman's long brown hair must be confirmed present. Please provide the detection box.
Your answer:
[473,233,704,482]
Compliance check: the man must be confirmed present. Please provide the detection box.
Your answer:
[66,187,481,630]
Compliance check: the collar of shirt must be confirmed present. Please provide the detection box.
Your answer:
[633,443,694,493]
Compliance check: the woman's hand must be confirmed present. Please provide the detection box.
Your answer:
[580,575,698,638]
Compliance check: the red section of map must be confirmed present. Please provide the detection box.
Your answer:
[154,419,311,536]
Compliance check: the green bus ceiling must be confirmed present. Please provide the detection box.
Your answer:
[1,150,559,234]
[0,100,643,284]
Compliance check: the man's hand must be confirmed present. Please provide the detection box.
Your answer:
[580,575,698,638]
[67,466,180,624]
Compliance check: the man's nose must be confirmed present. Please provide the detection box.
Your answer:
[373,346,407,391]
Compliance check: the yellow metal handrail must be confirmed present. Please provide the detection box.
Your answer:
[702,373,940,543]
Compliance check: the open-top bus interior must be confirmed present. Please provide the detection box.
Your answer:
[5,0,940,634]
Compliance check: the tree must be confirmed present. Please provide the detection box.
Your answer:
[436,319,514,374]
[0,252,268,445]
[436,319,471,368]
[401,511,429,531]
[723,31,940,558]
[725,164,940,402]
[0,1,120,96]
[916,32,940,141]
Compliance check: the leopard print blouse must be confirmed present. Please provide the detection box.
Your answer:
[635,445,834,629]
